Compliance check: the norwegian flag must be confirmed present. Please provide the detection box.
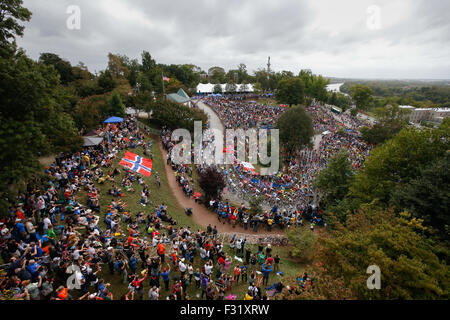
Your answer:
[119,151,153,177]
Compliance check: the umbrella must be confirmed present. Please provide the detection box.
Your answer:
[104,116,124,123]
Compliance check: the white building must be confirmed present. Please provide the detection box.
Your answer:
[399,105,449,124]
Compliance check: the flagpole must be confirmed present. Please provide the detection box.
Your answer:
[162,72,166,101]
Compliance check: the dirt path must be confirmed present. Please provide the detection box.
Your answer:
[158,140,284,236]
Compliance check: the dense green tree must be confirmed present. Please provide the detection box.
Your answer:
[276,105,313,157]
[349,127,449,206]
[97,70,116,93]
[295,208,450,299]
[149,100,207,132]
[276,77,305,107]
[0,44,81,213]
[208,66,226,84]
[391,154,450,239]
[359,104,410,146]
[314,150,354,209]
[350,84,374,111]
[225,82,237,93]
[136,72,153,93]
[107,90,125,117]
[107,53,130,80]
[39,53,74,84]
[213,84,222,93]
[0,0,32,44]
[286,227,317,263]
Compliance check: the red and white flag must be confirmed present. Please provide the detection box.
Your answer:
[119,151,153,177]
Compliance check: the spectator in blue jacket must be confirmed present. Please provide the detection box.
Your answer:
[261,263,272,286]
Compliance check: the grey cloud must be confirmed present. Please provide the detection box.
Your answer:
[16,0,450,79]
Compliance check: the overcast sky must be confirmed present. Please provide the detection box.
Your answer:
[17,0,450,79]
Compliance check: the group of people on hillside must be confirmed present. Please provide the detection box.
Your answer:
[0,116,307,301]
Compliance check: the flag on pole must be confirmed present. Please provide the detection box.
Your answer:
[162,75,170,82]
[119,151,153,177]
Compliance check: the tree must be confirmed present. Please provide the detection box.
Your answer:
[314,150,354,209]
[0,0,32,44]
[97,70,116,93]
[297,208,450,299]
[39,53,75,85]
[253,82,263,94]
[225,83,237,93]
[275,77,305,107]
[276,106,314,157]
[107,53,130,80]
[248,196,263,218]
[208,66,226,84]
[350,85,374,111]
[141,51,156,74]
[349,127,449,206]
[360,104,409,145]
[286,227,317,263]
[198,167,226,201]
[391,154,450,239]
[108,90,125,117]
[136,72,153,93]
[0,44,81,214]
[213,84,222,94]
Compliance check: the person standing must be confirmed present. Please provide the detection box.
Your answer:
[261,263,272,286]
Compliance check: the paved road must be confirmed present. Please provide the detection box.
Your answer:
[194,99,225,134]
[158,141,283,235]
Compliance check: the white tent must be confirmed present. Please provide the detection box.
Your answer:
[83,136,103,147]
[196,83,255,94]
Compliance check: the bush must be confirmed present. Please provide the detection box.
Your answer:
[286,227,317,262]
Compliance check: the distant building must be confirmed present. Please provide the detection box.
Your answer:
[399,105,449,124]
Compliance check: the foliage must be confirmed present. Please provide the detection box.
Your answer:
[149,100,207,132]
[349,127,449,206]
[314,150,354,209]
[359,104,410,145]
[39,53,75,85]
[248,196,263,217]
[0,0,32,44]
[276,105,314,157]
[286,228,317,263]
[275,77,305,107]
[299,70,330,102]
[107,90,126,117]
[198,167,226,202]
[0,43,81,214]
[341,80,450,108]
[327,92,352,111]
[213,84,222,93]
[300,208,450,299]
[225,82,237,93]
[97,70,116,93]
[391,154,450,239]
[350,84,374,111]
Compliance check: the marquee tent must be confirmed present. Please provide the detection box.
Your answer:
[83,136,103,147]
[104,117,124,123]
[196,83,255,94]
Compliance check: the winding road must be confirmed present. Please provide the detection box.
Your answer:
[158,99,284,235]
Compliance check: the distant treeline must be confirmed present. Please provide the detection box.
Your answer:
[340,80,450,108]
